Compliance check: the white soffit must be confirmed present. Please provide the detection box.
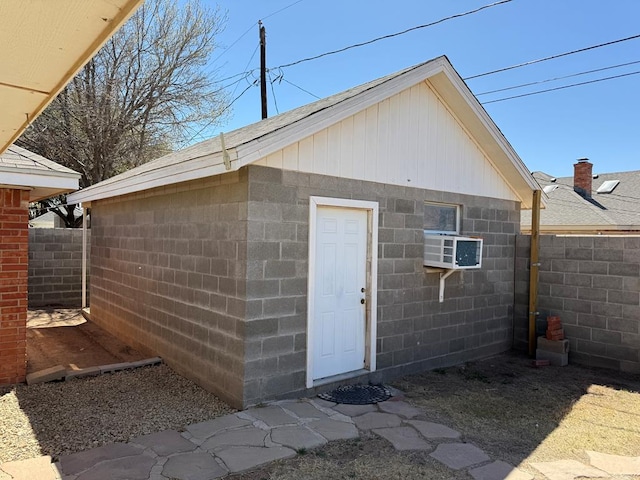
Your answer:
[0,0,144,154]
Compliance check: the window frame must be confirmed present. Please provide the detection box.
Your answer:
[423,202,461,235]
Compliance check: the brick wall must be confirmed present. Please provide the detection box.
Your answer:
[0,189,29,385]
[28,228,90,307]
[515,235,640,373]
[89,172,248,408]
[243,166,520,405]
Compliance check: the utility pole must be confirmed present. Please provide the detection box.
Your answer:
[259,20,267,119]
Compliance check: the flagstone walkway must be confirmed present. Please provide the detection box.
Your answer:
[0,393,638,480]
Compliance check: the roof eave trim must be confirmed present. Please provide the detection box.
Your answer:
[67,151,232,203]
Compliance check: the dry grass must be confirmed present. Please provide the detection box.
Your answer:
[395,352,640,467]
[230,352,640,480]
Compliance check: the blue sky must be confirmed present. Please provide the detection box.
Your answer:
[200,0,639,177]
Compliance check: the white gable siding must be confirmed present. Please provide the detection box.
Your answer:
[256,82,515,201]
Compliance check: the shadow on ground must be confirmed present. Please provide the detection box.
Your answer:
[228,351,640,480]
[26,309,148,373]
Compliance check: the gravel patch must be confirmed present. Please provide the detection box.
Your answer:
[0,364,234,464]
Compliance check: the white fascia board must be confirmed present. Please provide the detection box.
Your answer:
[236,59,448,167]
[67,151,234,204]
[0,168,79,191]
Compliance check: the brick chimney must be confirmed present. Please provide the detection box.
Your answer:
[573,158,592,198]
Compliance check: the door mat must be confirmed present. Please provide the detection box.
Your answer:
[318,384,392,405]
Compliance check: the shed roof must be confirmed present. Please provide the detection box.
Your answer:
[522,169,640,232]
[69,56,541,208]
[0,145,80,201]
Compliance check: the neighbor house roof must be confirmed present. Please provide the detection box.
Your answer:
[0,144,80,202]
[0,0,143,154]
[522,170,640,233]
[69,56,541,208]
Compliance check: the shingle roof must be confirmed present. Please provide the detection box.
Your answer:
[0,144,77,175]
[522,169,640,232]
[71,63,421,189]
[69,56,540,207]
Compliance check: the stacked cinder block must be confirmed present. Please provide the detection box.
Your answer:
[536,316,569,366]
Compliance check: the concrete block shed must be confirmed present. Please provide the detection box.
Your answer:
[69,56,540,409]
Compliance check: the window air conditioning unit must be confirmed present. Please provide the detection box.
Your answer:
[423,234,483,269]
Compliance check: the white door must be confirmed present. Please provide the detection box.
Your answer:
[312,206,367,380]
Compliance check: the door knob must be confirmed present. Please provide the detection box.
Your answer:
[360,298,365,304]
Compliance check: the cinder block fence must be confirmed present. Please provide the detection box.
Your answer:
[28,228,90,308]
[515,234,640,373]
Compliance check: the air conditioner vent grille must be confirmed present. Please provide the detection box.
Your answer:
[423,234,483,269]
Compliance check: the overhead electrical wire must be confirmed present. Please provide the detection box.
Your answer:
[210,0,308,65]
[273,0,513,69]
[476,59,640,96]
[282,78,321,99]
[464,33,640,80]
[268,70,280,114]
[481,69,640,104]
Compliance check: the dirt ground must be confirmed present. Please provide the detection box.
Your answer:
[26,309,148,373]
[229,351,640,480]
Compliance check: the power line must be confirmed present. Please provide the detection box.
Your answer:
[268,71,280,114]
[476,60,640,96]
[282,78,321,99]
[262,0,307,21]
[211,0,308,65]
[465,33,640,80]
[482,70,640,104]
[273,0,513,69]
[180,82,256,147]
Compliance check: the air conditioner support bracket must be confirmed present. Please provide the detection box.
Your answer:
[439,269,457,303]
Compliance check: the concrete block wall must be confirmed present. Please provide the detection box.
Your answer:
[89,171,249,408]
[0,189,29,385]
[243,165,519,405]
[515,235,640,373]
[28,228,90,307]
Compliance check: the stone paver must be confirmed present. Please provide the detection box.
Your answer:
[270,425,327,450]
[215,446,296,473]
[130,430,196,456]
[5,386,629,480]
[331,403,377,417]
[469,460,534,480]
[430,443,491,470]
[530,460,608,480]
[0,456,60,480]
[75,455,155,480]
[243,406,298,427]
[162,452,228,480]
[58,443,144,476]
[378,400,422,418]
[352,412,402,430]
[201,426,268,451]
[307,418,359,441]
[186,415,251,441]
[406,420,461,439]
[587,451,640,475]
[277,400,330,420]
[373,426,430,451]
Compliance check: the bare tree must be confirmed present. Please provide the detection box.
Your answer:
[18,0,228,226]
